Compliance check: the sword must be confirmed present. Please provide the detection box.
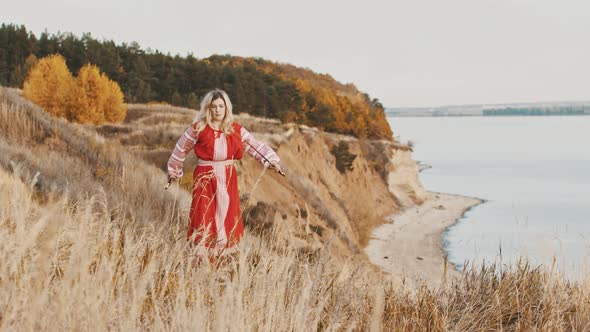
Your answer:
[244,141,285,176]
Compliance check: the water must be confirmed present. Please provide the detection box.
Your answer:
[387,116,590,279]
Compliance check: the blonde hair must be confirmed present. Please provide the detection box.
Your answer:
[192,89,235,135]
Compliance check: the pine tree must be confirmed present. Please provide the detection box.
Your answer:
[10,54,38,87]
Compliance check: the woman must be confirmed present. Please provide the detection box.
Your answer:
[167,89,282,264]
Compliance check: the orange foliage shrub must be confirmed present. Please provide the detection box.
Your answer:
[70,64,126,124]
[255,59,393,140]
[23,55,126,124]
[23,54,75,118]
[103,80,127,123]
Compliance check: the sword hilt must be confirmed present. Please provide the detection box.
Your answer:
[164,178,174,190]
[273,166,286,177]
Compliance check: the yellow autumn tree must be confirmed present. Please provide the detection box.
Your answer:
[22,54,75,118]
[23,55,126,125]
[70,64,126,124]
[103,79,127,123]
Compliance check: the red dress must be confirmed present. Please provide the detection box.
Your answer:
[167,122,280,259]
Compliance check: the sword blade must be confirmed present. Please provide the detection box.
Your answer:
[244,141,285,176]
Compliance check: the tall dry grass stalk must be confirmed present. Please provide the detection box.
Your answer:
[0,97,43,143]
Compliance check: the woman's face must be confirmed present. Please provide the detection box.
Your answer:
[209,97,226,122]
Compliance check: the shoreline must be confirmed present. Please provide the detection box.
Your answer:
[364,191,484,288]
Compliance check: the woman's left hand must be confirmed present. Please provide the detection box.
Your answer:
[271,162,285,176]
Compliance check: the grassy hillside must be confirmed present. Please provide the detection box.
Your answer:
[1,86,590,330]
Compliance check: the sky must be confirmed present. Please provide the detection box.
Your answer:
[2,0,589,108]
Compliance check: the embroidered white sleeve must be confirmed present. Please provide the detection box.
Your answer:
[241,126,280,167]
[167,124,199,178]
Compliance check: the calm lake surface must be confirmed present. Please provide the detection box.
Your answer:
[387,116,590,279]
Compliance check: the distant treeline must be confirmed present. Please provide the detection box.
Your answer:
[483,107,588,116]
[0,23,392,140]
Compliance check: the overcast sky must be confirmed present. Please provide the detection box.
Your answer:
[2,0,589,107]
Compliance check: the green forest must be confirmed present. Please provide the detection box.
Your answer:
[0,23,393,140]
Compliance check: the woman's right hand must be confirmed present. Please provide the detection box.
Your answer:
[165,175,178,190]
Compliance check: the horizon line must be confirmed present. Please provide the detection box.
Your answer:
[387,99,590,109]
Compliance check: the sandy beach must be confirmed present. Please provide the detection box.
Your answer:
[365,191,484,288]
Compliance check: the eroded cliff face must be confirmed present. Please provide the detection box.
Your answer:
[233,114,427,258]
[387,148,428,208]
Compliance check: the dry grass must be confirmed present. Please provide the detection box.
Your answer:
[0,87,188,226]
[2,168,590,331]
[2,87,590,330]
